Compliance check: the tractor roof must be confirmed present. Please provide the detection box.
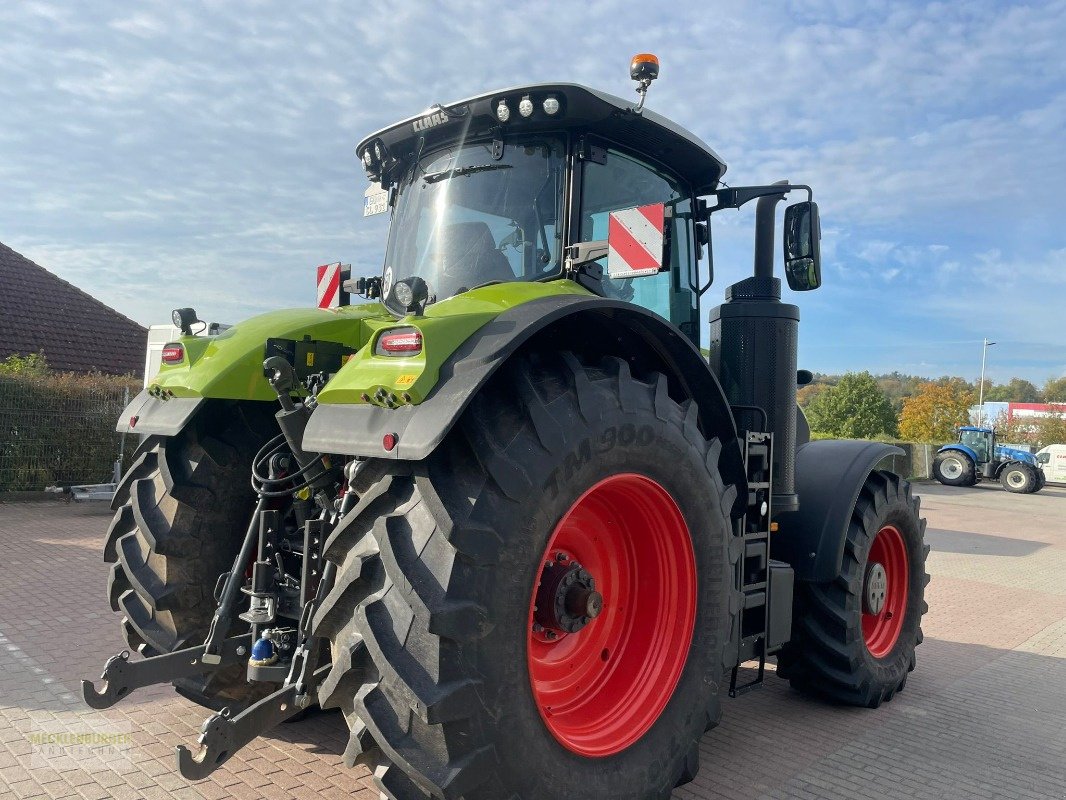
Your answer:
[959,426,993,433]
[358,83,727,192]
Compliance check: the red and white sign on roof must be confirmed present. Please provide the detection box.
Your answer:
[316,262,342,309]
[607,202,666,279]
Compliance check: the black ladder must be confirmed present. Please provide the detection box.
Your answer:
[730,430,773,697]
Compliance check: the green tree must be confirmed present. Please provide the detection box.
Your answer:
[898,378,975,442]
[875,371,929,415]
[0,352,48,376]
[1042,377,1066,403]
[1039,412,1066,446]
[805,371,898,439]
[985,377,1041,403]
[796,382,828,408]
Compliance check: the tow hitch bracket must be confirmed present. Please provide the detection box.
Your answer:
[81,634,253,710]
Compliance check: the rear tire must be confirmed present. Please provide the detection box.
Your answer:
[776,470,929,707]
[103,403,273,710]
[313,351,739,800]
[1000,462,1036,493]
[932,450,975,486]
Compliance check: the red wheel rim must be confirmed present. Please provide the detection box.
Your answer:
[527,473,696,757]
[862,524,909,658]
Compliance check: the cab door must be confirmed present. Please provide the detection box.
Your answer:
[574,143,699,343]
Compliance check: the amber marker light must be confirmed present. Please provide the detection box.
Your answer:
[630,53,660,82]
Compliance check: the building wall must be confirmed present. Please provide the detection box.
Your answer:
[1008,402,1066,420]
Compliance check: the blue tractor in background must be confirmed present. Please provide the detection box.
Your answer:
[932,426,1044,493]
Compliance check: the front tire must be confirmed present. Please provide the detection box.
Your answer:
[776,470,929,707]
[1000,462,1036,493]
[313,351,739,800]
[932,450,976,486]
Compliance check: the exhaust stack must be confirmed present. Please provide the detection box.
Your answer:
[707,182,799,515]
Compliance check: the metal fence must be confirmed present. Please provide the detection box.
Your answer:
[0,374,135,491]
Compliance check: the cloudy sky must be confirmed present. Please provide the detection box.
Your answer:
[2,1,1064,383]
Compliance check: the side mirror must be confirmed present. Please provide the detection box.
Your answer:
[783,201,821,291]
[606,202,669,279]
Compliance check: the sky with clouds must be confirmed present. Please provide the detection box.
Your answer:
[1,1,1064,384]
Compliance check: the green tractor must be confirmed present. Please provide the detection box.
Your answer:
[84,56,928,799]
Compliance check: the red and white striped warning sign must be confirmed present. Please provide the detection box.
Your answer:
[607,203,666,279]
[316,262,342,308]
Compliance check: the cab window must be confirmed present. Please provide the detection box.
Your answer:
[578,148,696,338]
[960,429,990,462]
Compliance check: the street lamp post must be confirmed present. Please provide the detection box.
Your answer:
[977,338,996,427]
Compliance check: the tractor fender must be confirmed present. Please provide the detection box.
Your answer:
[939,443,979,464]
[115,390,205,436]
[992,457,1035,480]
[304,294,746,499]
[772,439,904,583]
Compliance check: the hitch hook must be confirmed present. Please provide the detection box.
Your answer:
[175,665,329,780]
[80,650,133,710]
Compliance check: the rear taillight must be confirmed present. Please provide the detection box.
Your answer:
[375,328,423,356]
[161,344,184,364]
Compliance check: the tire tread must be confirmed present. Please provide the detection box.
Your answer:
[314,352,739,799]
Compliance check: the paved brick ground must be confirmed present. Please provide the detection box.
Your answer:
[0,482,1063,799]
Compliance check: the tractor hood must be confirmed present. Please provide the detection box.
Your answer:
[146,304,386,401]
[357,83,727,194]
[997,446,1037,465]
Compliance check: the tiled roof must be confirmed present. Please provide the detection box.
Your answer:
[0,242,147,376]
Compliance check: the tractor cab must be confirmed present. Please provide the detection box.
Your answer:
[355,58,819,349]
[358,75,723,342]
[957,426,994,464]
[354,58,822,515]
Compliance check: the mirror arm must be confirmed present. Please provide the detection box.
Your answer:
[564,240,609,274]
[705,183,812,215]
